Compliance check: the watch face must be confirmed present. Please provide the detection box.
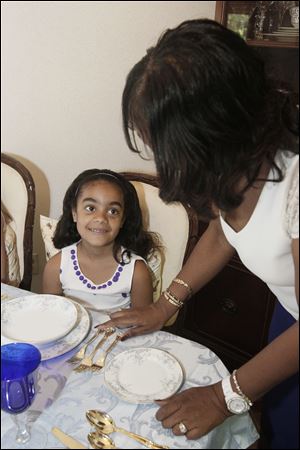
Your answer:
[228,396,249,414]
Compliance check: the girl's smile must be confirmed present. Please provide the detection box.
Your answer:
[72,180,125,248]
[88,227,109,234]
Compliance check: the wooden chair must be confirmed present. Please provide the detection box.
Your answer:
[1,153,36,290]
[120,172,199,324]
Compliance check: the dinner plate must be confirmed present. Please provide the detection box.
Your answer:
[104,347,184,403]
[1,294,78,345]
[1,300,91,361]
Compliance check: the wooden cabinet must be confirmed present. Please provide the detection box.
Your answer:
[215,1,299,95]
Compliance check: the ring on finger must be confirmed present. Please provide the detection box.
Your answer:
[178,421,188,434]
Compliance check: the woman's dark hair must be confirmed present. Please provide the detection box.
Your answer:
[53,169,160,262]
[122,19,298,220]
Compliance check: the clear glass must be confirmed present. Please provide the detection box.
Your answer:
[1,343,47,449]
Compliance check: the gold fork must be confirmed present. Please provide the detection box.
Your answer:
[91,333,122,372]
[74,328,115,372]
[67,327,103,364]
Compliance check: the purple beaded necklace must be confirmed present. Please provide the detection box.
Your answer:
[70,247,124,290]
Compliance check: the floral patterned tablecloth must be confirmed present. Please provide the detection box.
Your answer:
[1,283,259,449]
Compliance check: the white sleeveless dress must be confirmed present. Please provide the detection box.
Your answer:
[59,243,145,316]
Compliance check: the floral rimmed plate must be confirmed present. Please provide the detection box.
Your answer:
[104,347,184,403]
[1,299,91,361]
[1,294,78,345]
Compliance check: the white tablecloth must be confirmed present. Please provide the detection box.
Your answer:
[1,283,259,449]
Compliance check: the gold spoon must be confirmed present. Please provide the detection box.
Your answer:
[86,410,169,449]
[88,431,116,449]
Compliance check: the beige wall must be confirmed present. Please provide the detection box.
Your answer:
[1,1,216,292]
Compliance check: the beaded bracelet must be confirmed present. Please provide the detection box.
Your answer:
[232,369,253,406]
[173,278,193,298]
[163,289,185,309]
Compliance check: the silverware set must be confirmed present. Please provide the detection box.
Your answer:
[86,410,169,449]
[52,410,169,449]
[68,327,122,373]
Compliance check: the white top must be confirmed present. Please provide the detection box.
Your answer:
[60,243,145,312]
[220,152,299,320]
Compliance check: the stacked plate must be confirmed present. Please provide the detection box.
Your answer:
[1,295,91,361]
[263,27,299,44]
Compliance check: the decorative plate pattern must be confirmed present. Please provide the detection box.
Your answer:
[1,300,91,361]
[104,347,184,403]
[1,294,78,345]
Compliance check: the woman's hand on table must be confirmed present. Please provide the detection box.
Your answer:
[94,302,168,338]
[155,383,230,439]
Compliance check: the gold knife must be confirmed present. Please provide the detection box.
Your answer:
[51,427,87,449]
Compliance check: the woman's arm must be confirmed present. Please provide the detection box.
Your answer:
[100,217,236,335]
[42,252,63,295]
[130,260,153,307]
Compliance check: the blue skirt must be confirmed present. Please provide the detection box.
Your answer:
[262,301,299,449]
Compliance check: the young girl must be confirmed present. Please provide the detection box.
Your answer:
[42,169,160,313]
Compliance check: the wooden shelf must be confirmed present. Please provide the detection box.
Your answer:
[246,39,299,48]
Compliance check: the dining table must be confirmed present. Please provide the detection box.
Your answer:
[1,282,259,449]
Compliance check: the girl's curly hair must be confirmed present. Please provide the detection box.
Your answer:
[53,169,160,263]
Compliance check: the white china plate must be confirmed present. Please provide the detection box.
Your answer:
[104,347,183,403]
[1,294,78,345]
[1,300,91,361]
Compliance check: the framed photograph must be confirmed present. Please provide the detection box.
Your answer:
[227,13,250,39]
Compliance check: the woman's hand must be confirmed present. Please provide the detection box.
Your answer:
[95,302,169,338]
[155,383,230,440]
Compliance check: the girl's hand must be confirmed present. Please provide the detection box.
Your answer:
[155,383,230,439]
[94,302,168,338]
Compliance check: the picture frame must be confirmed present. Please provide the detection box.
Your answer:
[227,13,250,39]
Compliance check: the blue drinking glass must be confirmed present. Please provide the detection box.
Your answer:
[1,343,47,449]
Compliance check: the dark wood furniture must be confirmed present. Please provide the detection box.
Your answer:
[215,1,299,96]
[1,153,36,290]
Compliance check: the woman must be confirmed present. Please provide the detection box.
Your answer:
[100,19,299,448]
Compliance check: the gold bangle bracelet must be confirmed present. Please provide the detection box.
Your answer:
[173,278,193,298]
[163,290,184,309]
